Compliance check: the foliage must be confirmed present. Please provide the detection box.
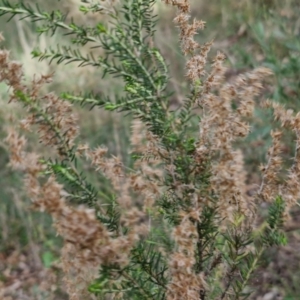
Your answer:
[0,0,298,299]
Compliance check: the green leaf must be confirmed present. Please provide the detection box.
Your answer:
[42,251,55,268]
[97,23,107,33]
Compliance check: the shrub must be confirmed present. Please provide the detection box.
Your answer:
[0,0,298,299]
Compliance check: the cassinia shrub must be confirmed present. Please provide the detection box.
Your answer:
[0,0,298,299]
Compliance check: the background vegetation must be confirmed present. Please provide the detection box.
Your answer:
[0,0,299,299]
